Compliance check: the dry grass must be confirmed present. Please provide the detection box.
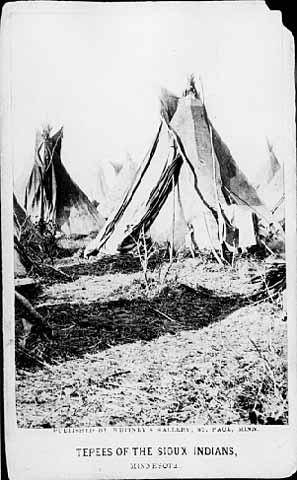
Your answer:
[15,251,288,428]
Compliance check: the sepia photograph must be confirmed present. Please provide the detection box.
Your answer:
[1,1,296,478]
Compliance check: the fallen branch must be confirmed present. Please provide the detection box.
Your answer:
[15,291,46,328]
[16,346,53,371]
[151,307,178,324]
[43,263,72,280]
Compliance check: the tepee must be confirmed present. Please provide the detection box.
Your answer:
[95,160,119,219]
[108,153,138,215]
[256,140,285,224]
[24,126,105,236]
[85,80,283,258]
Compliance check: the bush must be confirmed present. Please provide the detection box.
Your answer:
[20,219,59,265]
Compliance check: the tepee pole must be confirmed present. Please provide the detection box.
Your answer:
[199,75,205,105]
[203,213,224,266]
[170,175,176,263]
[200,79,226,260]
[209,122,225,259]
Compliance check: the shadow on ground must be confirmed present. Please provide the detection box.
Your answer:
[61,251,172,278]
[16,282,255,369]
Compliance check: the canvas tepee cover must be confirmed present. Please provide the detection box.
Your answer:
[108,154,138,215]
[95,161,119,219]
[256,141,285,223]
[85,85,281,258]
[24,127,105,236]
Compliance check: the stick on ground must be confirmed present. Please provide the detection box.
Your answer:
[15,291,46,328]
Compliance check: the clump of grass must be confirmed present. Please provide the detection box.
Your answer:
[234,336,288,424]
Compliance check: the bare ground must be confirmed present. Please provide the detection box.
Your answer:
[15,252,288,427]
